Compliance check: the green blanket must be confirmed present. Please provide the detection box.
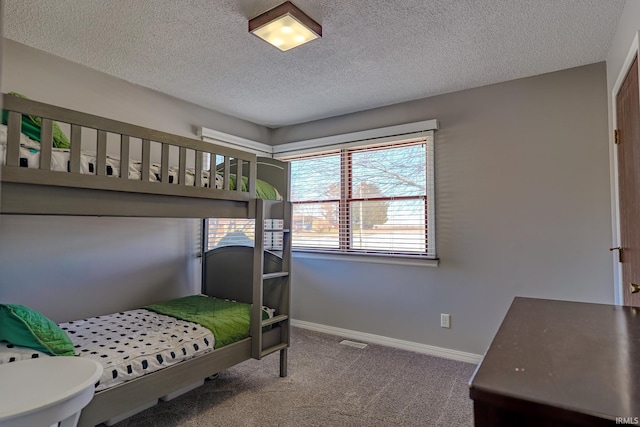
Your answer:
[145,295,266,349]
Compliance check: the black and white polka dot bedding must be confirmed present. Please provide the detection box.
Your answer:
[0,124,224,188]
[0,309,215,391]
[61,309,215,391]
[0,341,48,362]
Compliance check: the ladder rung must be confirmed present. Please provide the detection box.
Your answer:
[263,272,289,280]
[262,314,289,327]
[261,342,288,358]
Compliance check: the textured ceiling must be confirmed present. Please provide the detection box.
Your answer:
[3,0,626,128]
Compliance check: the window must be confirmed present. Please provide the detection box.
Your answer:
[205,218,255,249]
[288,132,435,258]
[204,218,284,251]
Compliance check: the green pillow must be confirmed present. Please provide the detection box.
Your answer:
[1,92,70,149]
[225,174,279,200]
[256,178,279,200]
[0,304,75,356]
[226,174,245,192]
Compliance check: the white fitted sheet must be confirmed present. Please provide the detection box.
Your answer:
[62,309,215,391]
[0,309,214,391]
[0,124,222,187]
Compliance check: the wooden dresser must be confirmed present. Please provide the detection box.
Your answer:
[469,297,640,426]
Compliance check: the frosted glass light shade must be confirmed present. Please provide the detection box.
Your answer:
[249,2,322,52]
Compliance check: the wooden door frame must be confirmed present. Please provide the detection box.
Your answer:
[610,31,640,305]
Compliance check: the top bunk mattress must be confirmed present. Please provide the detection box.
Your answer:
[0,124,282,201]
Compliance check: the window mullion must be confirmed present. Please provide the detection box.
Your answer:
[424,196,428,256]
[340,149,351,251]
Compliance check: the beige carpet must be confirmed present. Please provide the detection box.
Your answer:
[109,327,476,427]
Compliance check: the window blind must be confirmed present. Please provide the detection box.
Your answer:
[204,218,283,251]
[288,132,436,258]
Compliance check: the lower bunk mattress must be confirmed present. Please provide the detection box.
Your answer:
[0,295,274,391]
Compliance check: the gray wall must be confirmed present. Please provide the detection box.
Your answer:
[0,41,264,322]
[0,39,614,355]
[2,40,270,144]
[0,216,197,323]
[281,63,613,355]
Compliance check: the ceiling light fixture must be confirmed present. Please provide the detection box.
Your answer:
[249,1,322,51]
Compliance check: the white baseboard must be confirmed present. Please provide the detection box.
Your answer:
[290,319,483,364]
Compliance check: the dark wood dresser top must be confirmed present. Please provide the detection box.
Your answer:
[469,297,640,424]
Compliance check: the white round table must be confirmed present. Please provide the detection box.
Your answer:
[0,357,103,427]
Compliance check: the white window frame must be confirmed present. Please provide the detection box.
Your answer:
[275,121,438,266]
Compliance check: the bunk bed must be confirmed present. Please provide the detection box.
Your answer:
[0,94,292,427]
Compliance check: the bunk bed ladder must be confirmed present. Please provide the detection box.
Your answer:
[251,198,292,377]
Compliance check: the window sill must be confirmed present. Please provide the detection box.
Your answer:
[292,250,439,267]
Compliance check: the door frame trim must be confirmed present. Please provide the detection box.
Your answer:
[610,31,640,305]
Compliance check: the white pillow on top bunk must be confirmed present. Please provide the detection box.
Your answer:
[0,123,41,149]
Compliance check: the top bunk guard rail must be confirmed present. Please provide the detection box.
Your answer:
[1,94,260,218]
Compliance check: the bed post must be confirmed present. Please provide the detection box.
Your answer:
[280,348,288,377]
[251,199,265,360]
[250,199,292,378]
[200,218,207,294]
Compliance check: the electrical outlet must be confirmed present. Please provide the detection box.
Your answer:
[440,313,451,328]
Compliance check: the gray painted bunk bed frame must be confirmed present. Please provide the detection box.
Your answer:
[0,94,292,427]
